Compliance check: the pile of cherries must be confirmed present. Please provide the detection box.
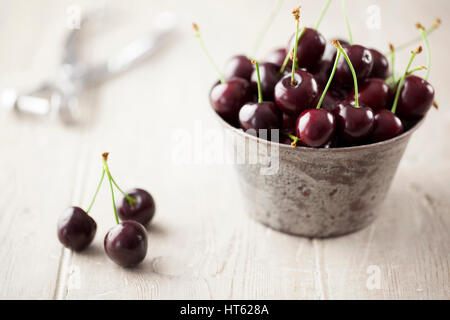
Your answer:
[197,4,439,148]
[57,153,155,268]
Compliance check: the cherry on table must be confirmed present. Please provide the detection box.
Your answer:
[274,70,318,117]
[104,221,148,268]
[396,75,434,119]
[333,44,373,88]
[210,78,253,126]
[57,206,97,251]
[223,55,253,81]
[296,109,336,147]
[348,78,392,110]
[118,188,155,227]
[370,109,404,143]
[250,62,282,100]
[368,48,390,79]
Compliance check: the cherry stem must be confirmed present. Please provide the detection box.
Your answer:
[389,43,396,83]
[334,40,359,107]
[316,49,341,109]
[291,7,301,86]
[342,0,353,45]
[386,18,440,54]
[282,132,299,147]
[252,60,263,103]
[102,153,136,206]
[391,47,422,114]
[314,0,332,30]
[280,27,305,74]
[417,23,431,80]
[102,153,119,224]
[86,169,105,214]
[193,23,226,84]
[250,0,284,58]
[406,65,426,75]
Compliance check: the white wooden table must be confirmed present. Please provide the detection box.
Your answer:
[0,0,448,299]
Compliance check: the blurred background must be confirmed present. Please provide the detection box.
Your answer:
[0,0,448,299]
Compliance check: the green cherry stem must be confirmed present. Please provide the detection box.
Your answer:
[193,23,226,84]
[342,0,353,45]
[102,153,120,225]
[250,0,284,58]
[391,46,422,114]
[316,48,341,109]
[334,40,359,107]
[252,60,263,103]
[417,23,431,80]
[386,18,441,54]
[279,27,305,74]
[314,0,332,30]
[102,152,136,206]
[389,43,396,83]
[85,169,105,214]
[406,65,426,75]
[291,7,301,86]
[282,132,299,147]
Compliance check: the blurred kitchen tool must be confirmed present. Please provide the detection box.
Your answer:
[0,10,177,124]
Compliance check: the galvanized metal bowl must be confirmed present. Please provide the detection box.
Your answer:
[215,112,424,238]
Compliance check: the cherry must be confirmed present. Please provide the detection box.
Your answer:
[319,90,343,111]
[370,109,404,143]
[266,48,289,68]
[288,27,326,71]
[282,112,296,130]
[333,45,373,87]
[210,78,252,126]
[118,188,155,226]
[368,48,389,79]
[104,221,147,268]
[396,75,434,119]
[348,78,392,110]
[239,60,281,138]
[57,206,97,251]
[332,41,374,144]
[250,62,282,100]
[296,109,335,147]
[223,55,253,81]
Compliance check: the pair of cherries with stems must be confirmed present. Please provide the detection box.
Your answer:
[57,153,155,268]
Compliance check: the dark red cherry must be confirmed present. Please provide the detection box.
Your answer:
[370,109,404,143]
[319,90,344,112]
[288,27,326,70]
[311,59,332,90]
[274,70,319,117]
[296,109,336,147]
[118,188,155,226]
[266,48,288,68]
[223,55,253,81]
[210,78,252,126]
[368,48,389,79]
[396,75,434,119]
[250,62,282,100]
[333,101,374,144]
[57,206,96,251]
[104,221,147,268]
[282,112,297,130]
[348,78,392,110]
[239,101,281,138]
[334,45,373,87]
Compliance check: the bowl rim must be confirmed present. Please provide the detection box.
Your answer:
[211,107,426,153]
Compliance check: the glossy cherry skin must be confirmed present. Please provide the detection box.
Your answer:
[210,78,252,126]
[333,101,374,144]
[274,70,319,117]
[239,101,281,138]
[348,78,392,110]
[282,112,296,130]
[396,75,435,119]
[104,221,147,268]
[334,45,373,88]
[296,109,336,147]
[57,206,96,251]
[319,90,345,112]
[250,62,282,100]
[223,55,253,81]
[266,48,288,68]
[368,48,389,79]
[370,109,404,143]
[288,27,326,70]
[118,188,155,226]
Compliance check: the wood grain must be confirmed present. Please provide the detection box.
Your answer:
[0,0,448,299]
